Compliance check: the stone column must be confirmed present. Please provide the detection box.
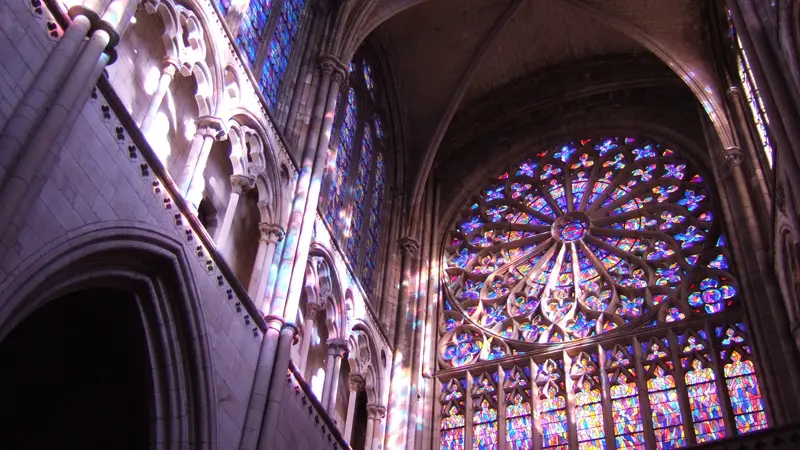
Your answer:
[383,237,419,450]
[0,13,92,185]
[344,374,365,441]
[140,57,179,136]
[179,116,227,208]
[366,404,387,450]
[297,301,323,374]
[321,338,348,412]
[249,223,285,305]
[0,1,135,240]
[216,174,254,256]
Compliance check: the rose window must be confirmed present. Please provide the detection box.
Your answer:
[440,136,739,367]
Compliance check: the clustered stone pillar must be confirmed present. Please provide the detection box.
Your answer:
[140,57,180,136]
[217,174,255,257]
[383,236,419,449]
[321,338,348,413]
[0,0,137,244]
[344,373,365,440]
[365,404,387,450]
[180,115,227,209]
[240,55,347,450]
[249,222,286,306]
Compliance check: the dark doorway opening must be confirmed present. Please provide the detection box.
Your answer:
[0,287,151,449]
[350,390,369,450]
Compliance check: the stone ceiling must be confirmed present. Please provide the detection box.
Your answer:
[363,0,720,218]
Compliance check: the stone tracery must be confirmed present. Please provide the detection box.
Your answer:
[441,136,739,364]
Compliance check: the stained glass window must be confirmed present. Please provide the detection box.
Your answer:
[347,125,373,262]
[536,359,568,449]
[442,137,736,355]
[571,352,605,449]
[260,0,305,110]
[472,374,499,450]
[679,331,725,443]
[217,0,232,16]
[717,323,768,434]
[441,378,466,450]
[323,55,390,296]
[504,367,532,450]
[236,0,273,68]
[605,345,645,449]
[733,29,774,167]
[325,88,357,227]
[362,148,385,294]
[643,339,686,449]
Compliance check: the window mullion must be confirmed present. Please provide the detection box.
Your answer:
[466,372,475,450]
[632,336,657,450]
[253,0,285,80]
[597,344,616,450]
[668,329,698,446]
[706,320,737,437]
[562,351,577,450]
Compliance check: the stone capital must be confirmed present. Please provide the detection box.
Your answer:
[305,301,325,319]
[326,338,349,356]
[367,404,386,419]
[195,115,228,141]
[398,236,420,255]
[161,57,180,76]
[318,54,347,85]
[348,373,365,391]
[258,222,285,243]
[723,146,743,169]
[230,174,255,194]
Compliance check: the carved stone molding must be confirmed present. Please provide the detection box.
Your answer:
[319,54,347,85]
[196,115,228,141]
[230,174,255,194]
[348,373,365,392]
[723,146,743,169]
[161,57,180,77]
[327,338,349,356]
[397,236,420,255]
[366,404,386,419]
[258,222,285,243]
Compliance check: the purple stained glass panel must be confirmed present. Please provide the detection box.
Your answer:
[260,0,305,110]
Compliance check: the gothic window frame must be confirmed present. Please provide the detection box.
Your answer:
[434,134,771,449]
[323,50,393,299]
[218,0,309,112]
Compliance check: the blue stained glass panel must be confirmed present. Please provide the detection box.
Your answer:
[362,149,385,294]
[326,89,357,227]
[347,124,373,264]
[260,0,305,109]
[236,0,274,67]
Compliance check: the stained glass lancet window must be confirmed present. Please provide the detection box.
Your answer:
[472,373,499,450]
[236,0,273,67]
[679,330,725,443]
[536,359,568,449]
[504,367,532,450]
[605,344,645,449]
[435,136,770,449]
[325,88,357,227]
[323,55,390,295]
[643,338,686,449]
[717,323,768,434]
[735,36,774,168]
[441,378,466,450]
[260,0,305,110]
[571,352,605,449]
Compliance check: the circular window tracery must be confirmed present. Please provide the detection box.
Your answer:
[440,136,738,367]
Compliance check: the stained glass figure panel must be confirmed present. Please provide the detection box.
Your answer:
[347,124,373,263]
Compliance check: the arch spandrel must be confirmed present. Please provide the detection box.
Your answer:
[438,135,740,368]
